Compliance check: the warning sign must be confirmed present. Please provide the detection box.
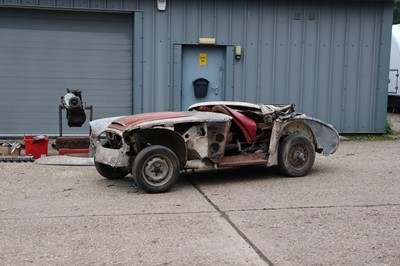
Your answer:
[199,53,207,66]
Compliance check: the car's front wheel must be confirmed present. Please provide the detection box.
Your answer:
[278,134,315,177]
[132,145,180,193]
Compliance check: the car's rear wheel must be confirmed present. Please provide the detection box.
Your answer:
[95,162,128,180]
[132,145,180,193]
[278,134,315,177]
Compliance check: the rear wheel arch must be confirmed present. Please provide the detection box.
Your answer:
[275,121,316,176]
[280,121,317,148]
[267,120,317,167]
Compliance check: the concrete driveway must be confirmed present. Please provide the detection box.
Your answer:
[1,140,399,265]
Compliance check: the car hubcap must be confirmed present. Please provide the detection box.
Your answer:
[143,156,172,184]
[289,143,308,169]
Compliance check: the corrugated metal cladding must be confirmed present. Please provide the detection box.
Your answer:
[137,0,392,133]
[0,0,393,134]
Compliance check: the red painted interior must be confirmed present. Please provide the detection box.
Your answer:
[211,105,257,144]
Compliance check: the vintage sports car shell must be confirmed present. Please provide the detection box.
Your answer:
[90,101,340,193]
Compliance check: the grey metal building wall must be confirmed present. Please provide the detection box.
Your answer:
[136,0,392,133]
[0,0,393,133]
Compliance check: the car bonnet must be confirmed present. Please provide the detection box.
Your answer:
[108,111,231,132]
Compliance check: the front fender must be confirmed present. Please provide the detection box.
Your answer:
[127,128,188,167]
[91,128,130,168]
[94,144,130,168]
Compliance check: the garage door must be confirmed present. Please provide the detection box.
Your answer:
[0,8,132,136]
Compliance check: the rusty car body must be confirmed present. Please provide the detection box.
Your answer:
[90,101,339,193]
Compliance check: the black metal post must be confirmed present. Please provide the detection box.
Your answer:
[59,104,63,136]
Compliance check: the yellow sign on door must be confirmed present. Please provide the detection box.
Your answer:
[199,53,207,66]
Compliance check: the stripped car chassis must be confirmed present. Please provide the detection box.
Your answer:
[91,102,339,193]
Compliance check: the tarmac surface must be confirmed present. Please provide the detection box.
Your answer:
[1,138,400,265]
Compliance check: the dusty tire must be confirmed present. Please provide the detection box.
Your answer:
[278,134,315,177]
[95,162,128,180]
[132,145,180,193]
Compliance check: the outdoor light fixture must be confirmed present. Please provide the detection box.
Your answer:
[199,38,216,45]
[235,45,242,60]
[157,0,166,11]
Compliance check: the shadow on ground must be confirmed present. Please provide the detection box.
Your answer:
[181,165,282,184]
[93,165,286,193]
